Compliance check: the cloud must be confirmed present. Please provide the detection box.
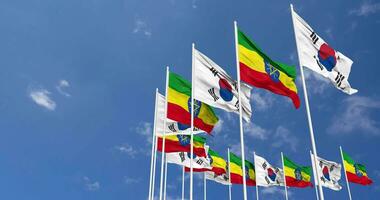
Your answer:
[29,88,56,111]
[349,1,380,16]
[261,187,292,198]
[244,122,269,140]
[324,28,334,40]
[250,90,275,111]
[328,96,380,135]
[212,118,224,135]
[271,126,298,152]
[136,122,153,143]
[191,0,198,9]
[83,176,100,191]
[298,68,330,95]
[56,79,71,97]
[132,19,152,37]
[124,177,141,184]
[114,143,138,158]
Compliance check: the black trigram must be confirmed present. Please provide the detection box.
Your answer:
[196,159,204,165]
[265,176,271,184]
[310,32,319,44]
[208,88,219,101]
[168,124,177,132]
[209,67,219,76]
[232,82,238,91]
[234,100,239,110]
[179,152,186,162]
[335,72,345,88]
[262,162,267,170]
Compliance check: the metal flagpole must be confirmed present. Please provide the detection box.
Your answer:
[310,151,320,200]
[164,155,168,200]
[281,152,289,200]
[290,4,324,200]
[182,166,185,200]
[204,172,207,200]
[149,89,159,200]
[340,146,353,200]
[254,152,259,200]
[190,43,195,200]
[159,67,170,200]
[152,127,159,200]
[233,20,248,200]
[228,148,232,200]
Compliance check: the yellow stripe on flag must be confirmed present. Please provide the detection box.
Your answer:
[344,160,368,176]
[168,87,189,111]
[230,162,243,176]
[238,44,298,93]
[284,166,311,181]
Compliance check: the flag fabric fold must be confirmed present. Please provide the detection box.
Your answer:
[291,8,357,95]
[167,72,219,134]
[342,151,373,185]
[166,145,212,170]
[155,92,204,136]
[193,48,252,122]
[283,155,313,188]
[311,153,342,191]
[229,152,256,186]
[255,154,284,187]
[157,135,207,157]
[237,28,300,108]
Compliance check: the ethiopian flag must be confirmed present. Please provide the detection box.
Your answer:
[157,135,207,157]
[342,151,373,185]
[237,29,300,108]
[283,155,312,188]
[185,148,227,175]
[229,152,255,186]
[168,72,219,133]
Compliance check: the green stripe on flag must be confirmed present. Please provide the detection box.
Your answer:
[342,151,355,165]
[229,152,254,169]
[237,29,297,79]
[284,155,311,176]
[169,72,191,96]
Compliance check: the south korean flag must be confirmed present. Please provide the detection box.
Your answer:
[255,154,285,187]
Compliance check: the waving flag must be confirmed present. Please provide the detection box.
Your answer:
[291,8,357,95]
[185,148,228,175]
[193,48,252,122]
[311,153,342,191]
[166,145,212,170]
[255,154,284,187]
[167,72,219,133]
[237,28,300,108]
[342,151,373,185]
[157,135,207,157]
[229,152,256,186]
[283,155,313,187]
[155,92,203,136]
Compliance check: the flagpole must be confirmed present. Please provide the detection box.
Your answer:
[182,166,185,200]
[148,88,159,200]
[228,148,232,200]
[310,150,320,200]
[164,155,168,200]
[190,42,195,200]
[340,146,353,200]
[290,4,324,200]
[151,128,158,200]
[281,152,289,200]
[159,66,170,200]
[204,172,207,200]
[234,20,248,200]
[254,152,259,200]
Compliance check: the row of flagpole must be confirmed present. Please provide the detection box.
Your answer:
[147,4,361,200]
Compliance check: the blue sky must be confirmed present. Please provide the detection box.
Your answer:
[0,0,379,199]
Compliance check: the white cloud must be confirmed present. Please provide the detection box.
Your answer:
[29,88,56,111]
[261,187,292,197]
[191,0,198,9]
[328,96,380,135]
[324,28,334,40]
[251,90,275,111]
[298,68,330,95]
[133,19,152,37]
[83,176,100,191]
[136,122,153,143]
[244,122,269,140]
[56,79,71,97]
[124,177,141,184]
[212,118,224,135]
[271,126,298,152]
[115,143,138,158]
[350,1,380,16]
